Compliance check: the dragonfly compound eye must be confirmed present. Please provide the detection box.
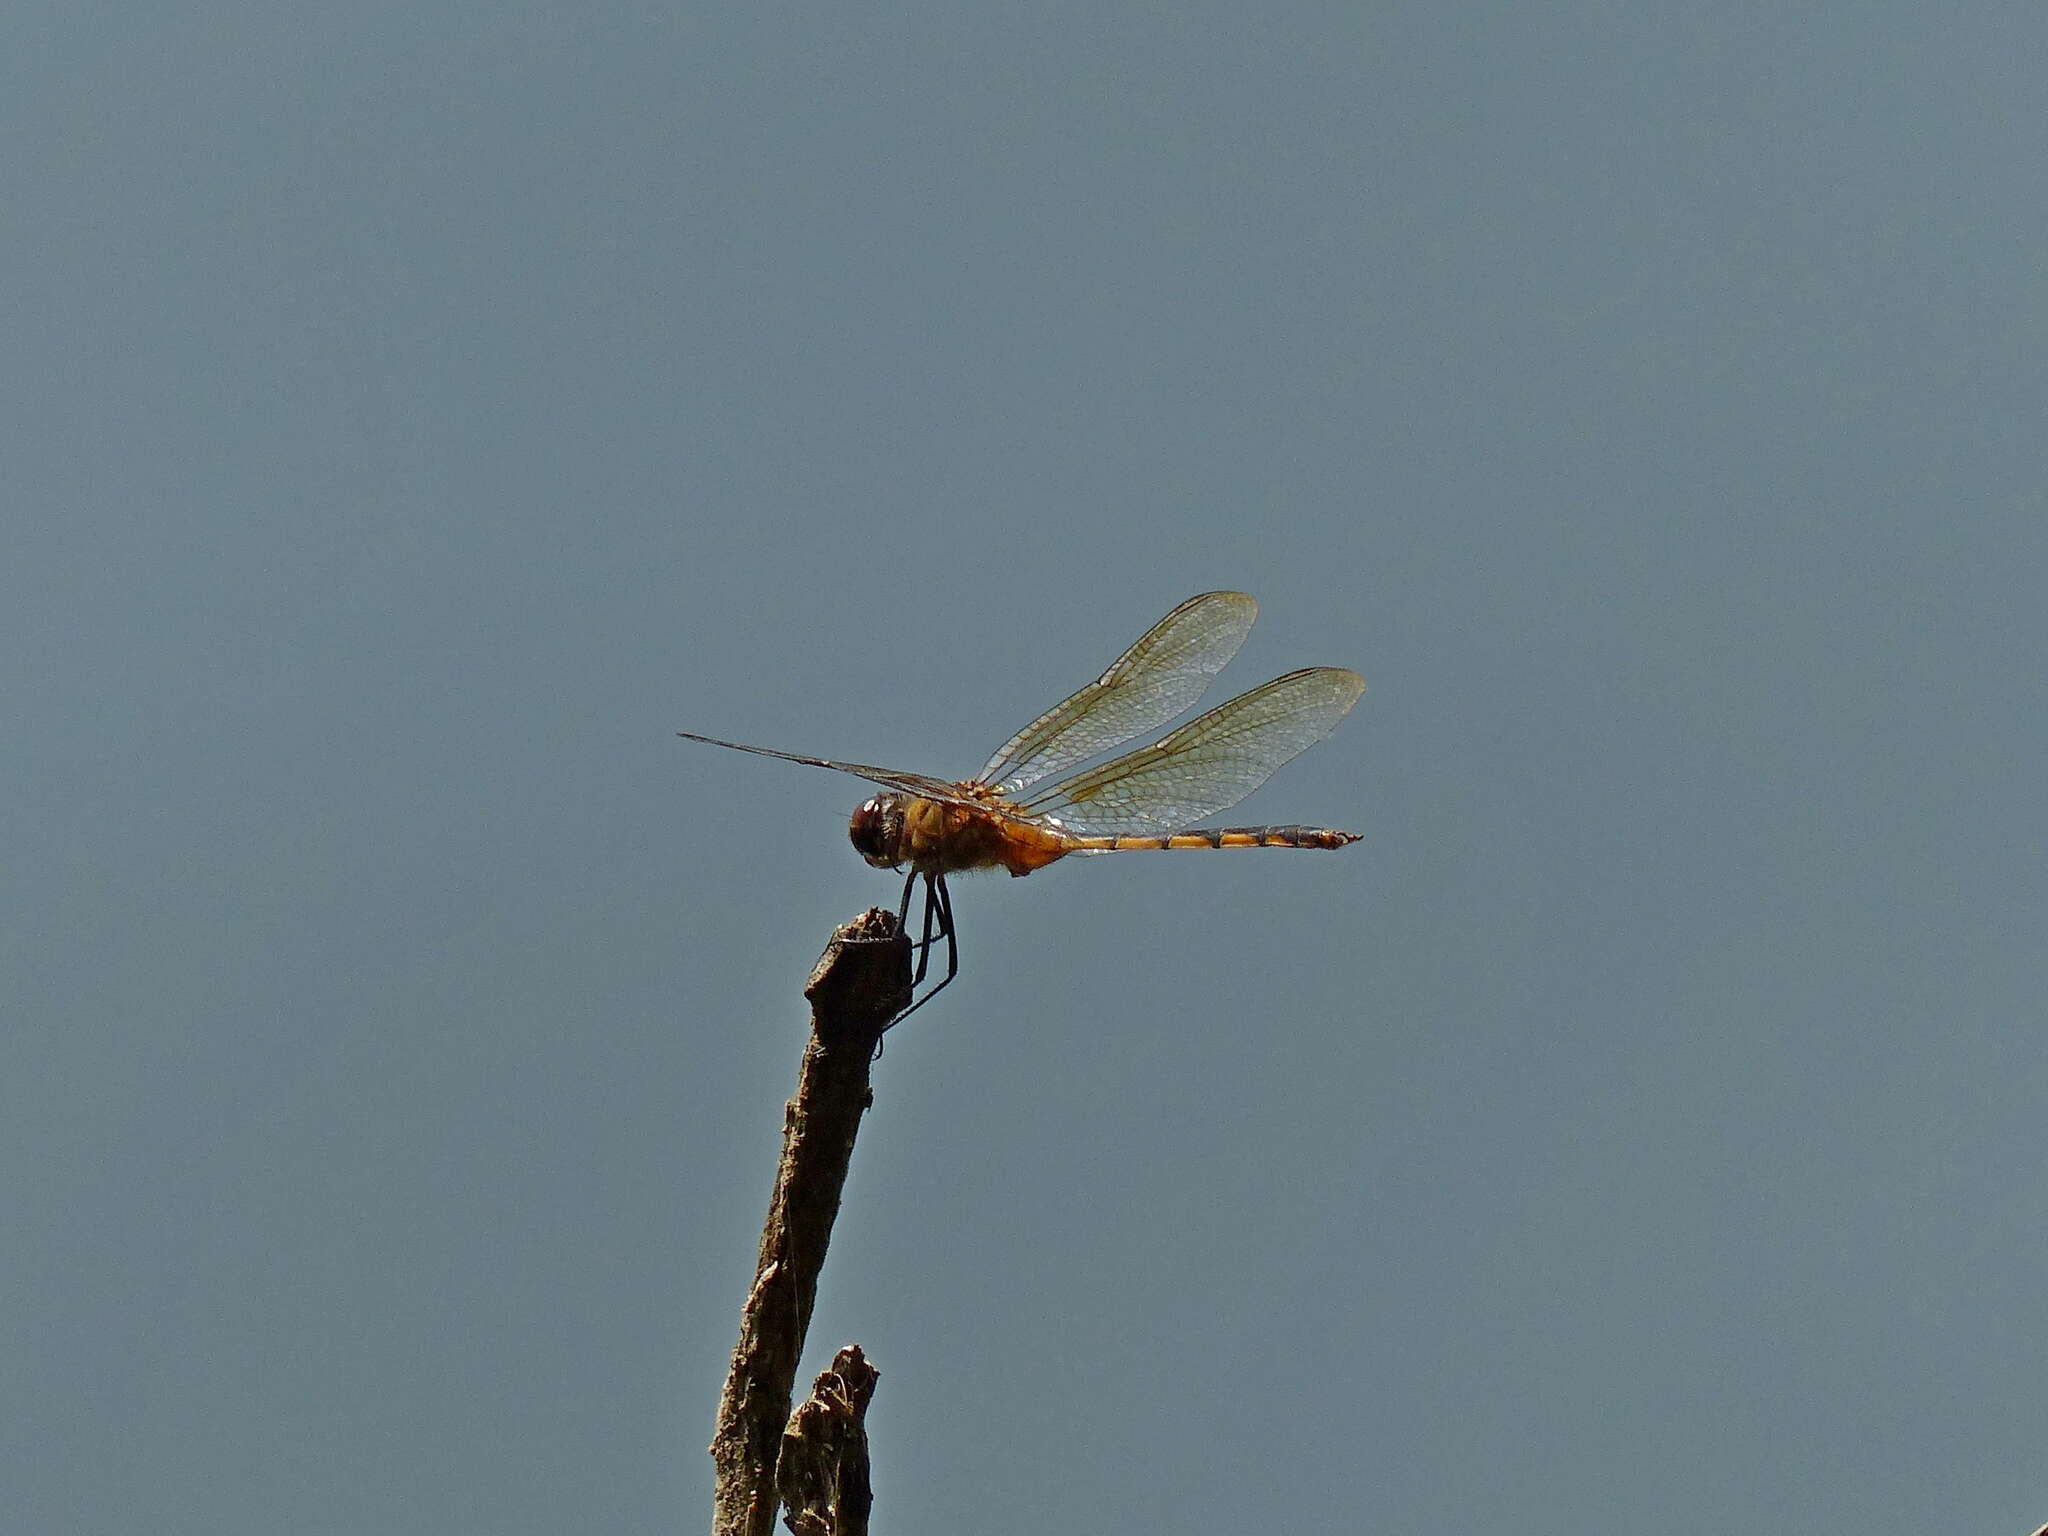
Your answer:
[849,795,907,868]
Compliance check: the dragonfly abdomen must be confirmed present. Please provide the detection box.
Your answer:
[1073,825,1360,853]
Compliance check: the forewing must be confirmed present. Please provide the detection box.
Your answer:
[976,591,1258,794]
[1013,667,1365,835]
[675,732,979,806]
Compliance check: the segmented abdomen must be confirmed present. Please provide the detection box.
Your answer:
[1074,825,1359,853]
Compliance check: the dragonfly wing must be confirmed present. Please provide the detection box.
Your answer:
[976,591,1258,794]
[676,732,972,804]
[1012,667,1365,835]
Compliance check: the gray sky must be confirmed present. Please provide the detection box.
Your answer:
[7,4,2046,1533]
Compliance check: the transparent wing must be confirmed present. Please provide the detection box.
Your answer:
[976,591,1258,794]
[1013,668,1366,835]
[676,731,986,807]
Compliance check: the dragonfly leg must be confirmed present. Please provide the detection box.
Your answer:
[912,873,945,983]
[884,874,957,1033]
[932,874,957,992]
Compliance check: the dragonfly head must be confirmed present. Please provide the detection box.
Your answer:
[849,793,908,869]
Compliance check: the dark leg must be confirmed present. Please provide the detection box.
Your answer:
[912,874,941,983]
[883,874,957,1032]
[931,874,957,993]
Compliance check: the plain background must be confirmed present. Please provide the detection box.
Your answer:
[7,5,2045,1533]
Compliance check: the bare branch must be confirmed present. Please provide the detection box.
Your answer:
[709,910,909,1536]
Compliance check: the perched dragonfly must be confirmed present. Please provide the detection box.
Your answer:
[679,591,1365,1025]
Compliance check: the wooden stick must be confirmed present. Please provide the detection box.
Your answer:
[709,910,908,1536]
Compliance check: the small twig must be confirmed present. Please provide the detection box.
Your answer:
[709,909,909,1536]
[777,1345,879,1536]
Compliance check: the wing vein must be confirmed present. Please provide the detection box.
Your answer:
[1014,667,1365,835]
[976,591,1258,793]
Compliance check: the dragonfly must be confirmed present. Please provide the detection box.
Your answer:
[679,591,1365,1026]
